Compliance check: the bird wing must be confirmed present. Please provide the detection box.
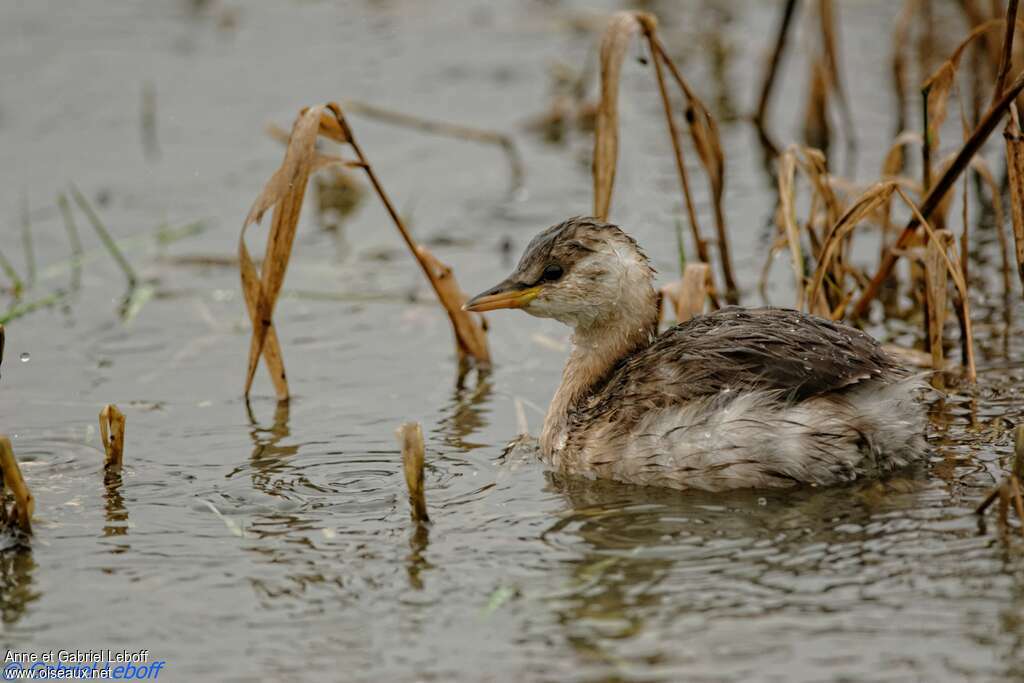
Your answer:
[595,307,902,411]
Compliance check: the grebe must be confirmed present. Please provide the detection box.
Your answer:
[464,217,926,491]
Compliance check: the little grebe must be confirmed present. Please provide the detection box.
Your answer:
[464,217,925,491]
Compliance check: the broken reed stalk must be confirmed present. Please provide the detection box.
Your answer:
[396,422,429,523]
[99,404,126,469]
[340,99,525,195]
[70,184,138,288]
[241,103,489,400]
[754,0,799,151]
[0,436,33,534]
[852,68,1024,320]
[57,192,84,289]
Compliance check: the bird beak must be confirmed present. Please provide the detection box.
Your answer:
[463,280,541,312]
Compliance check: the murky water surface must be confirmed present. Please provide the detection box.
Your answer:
[1,1,1023,681]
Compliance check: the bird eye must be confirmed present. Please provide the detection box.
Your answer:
[541,264,563,282]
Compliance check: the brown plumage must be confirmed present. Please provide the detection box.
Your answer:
[466,218,926,491]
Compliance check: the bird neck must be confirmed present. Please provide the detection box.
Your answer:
[540,292,658,456]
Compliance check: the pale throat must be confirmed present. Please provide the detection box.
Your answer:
[539,290,657,457]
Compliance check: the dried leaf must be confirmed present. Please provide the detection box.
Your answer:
[396,422,428,523]
[593,12,643,220]
[922,19,1004,153]
[240,105,324,399]
[99,404,126,469]
[242,101,489,399]
[662,263,711,323]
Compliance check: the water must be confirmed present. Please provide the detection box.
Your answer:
[1,1,1023,681]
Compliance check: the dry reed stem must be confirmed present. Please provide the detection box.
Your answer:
[1015,425,1024,480]
[593,11,642,221]
[804,49,833,158]
[777,149,806,309]
[340,111,491,368]
[921,17,1012,189]
[591,12,735,304]
[340,99,524,194]
[0,435,33,534]
[924,229,953,376]
[241,104,489,400]
[817,0,856,160]
[415,246,489,363]
[993,0,1020,103]
[396,422,428,523]
[852,68,1024,319]
[648,35,737,304]
[642,17,711,272]
[891,0,917,138]
[99,404,126,469]
[754,0,799,150]
[1006,120,1024,286]
[968,156,1011,297]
